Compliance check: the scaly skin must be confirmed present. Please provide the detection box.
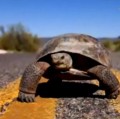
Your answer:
[18,62,50,102]
[18,52,72,102]
[88,65,120,99]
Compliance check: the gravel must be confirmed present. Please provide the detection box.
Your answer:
[56,98,120,119]
[56,52,120,119]
[0,52,120,119]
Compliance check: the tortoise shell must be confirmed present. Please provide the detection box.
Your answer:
[37,33,111,67]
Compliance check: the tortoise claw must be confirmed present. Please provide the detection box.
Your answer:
[106,87,120,99]
[18,91,35,102]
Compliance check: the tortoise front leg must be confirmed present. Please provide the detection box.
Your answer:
[88,65,120,99]
[18,62,50,102]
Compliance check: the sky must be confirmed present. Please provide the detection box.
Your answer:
[0,0,120,37]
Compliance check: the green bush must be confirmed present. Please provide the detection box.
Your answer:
[102,39,120,51]
[0,23,42,52]
[113,40,120,51]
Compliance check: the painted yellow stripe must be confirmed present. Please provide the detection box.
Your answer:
[0,79,20,106]
[0,78,57,119]
[109,69,120,113]
[0,69,120,118]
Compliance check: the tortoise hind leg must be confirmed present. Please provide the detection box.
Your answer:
[88,65,120,99]
[18,62,50,102]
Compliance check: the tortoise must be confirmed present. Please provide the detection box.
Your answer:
[18,33,120,102]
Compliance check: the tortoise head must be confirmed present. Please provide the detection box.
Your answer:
[50,52,72,70]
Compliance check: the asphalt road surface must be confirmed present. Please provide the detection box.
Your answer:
[0,52,120,119]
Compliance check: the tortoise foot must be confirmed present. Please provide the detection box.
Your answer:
[18,91,35,102]
[106,87,120,99]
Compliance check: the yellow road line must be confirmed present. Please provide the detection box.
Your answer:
[0,78,20,106]
[0,69,120,118]
[109,69,120,113]
[0,77,57,119]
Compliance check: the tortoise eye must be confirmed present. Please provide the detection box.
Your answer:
[61,56,64,59]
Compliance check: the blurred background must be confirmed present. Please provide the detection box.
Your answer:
[0,0,120,53]
[0,0,120,86]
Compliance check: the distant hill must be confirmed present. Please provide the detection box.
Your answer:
[40,37,53,43]
[98,37,120,41]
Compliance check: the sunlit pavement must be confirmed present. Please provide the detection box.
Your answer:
[0,78,57,119]
[0,69,120,119]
